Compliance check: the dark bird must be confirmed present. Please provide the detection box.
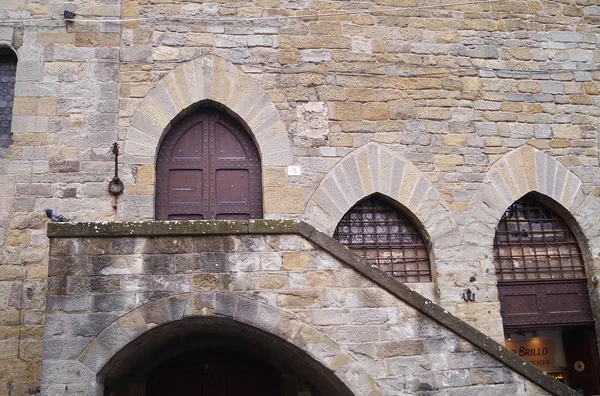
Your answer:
[44,209,70,222]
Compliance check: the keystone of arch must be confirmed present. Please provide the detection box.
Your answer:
[465,145,600,252]
[123,54,293,167]
[304,143,457,247]
[76,292,383,396]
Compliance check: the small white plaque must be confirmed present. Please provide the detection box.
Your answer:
[287,165,301,176]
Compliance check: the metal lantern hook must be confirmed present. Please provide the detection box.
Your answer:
[108,142,124,196]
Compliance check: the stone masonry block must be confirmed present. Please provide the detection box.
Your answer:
[46,296,92,313]
[165,295,189,321]
[273,314,303,343]
[282,251,311,270]
[552,124,582,139]
[42,360,95,384]
[191,273,220,291]
[328,102,362,121]
[140,299,171,326]
[310,189,345,222]
[43,337,95,360]
[434,369,471,388]
[78,339,113,373]
[264,187,305,214]
[225,78,257,117]
[310,309,349,326]
[233,297,260,325]
[277,291,320,309]
[162,69,193,113]
[245,302,279,333]
[248,105,280,134]
[376,340,426,359]
[214,293,238,317]
[290,323,323,353]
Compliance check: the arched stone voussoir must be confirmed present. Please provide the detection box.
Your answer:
[124,54,293,166]
[466,145,600,250]
[77,294,192,373]
[305,143,454,241]
[78,292,382,395]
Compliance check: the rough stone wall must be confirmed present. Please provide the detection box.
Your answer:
[44,231,549,395]
[1,0,122,390]
[0,0,599,393]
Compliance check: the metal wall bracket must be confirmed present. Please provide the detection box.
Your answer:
[108,142,124,196]
[462,288,475,302]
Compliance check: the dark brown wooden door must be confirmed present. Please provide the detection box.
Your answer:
[156,109,262,220]
[563,327,600,395]
[147,350,280,396]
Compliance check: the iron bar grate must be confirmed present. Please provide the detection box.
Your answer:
[333,197,431,282]
[0,50,17,147]
[493,195,585,281]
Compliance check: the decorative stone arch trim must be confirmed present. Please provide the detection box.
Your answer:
[76,291,382,396]
[304,143,457,247]
[123,54,293,167]
[465,145,600,253]
[0,26,18,53]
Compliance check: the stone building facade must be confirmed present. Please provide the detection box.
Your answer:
[0,0,599,394]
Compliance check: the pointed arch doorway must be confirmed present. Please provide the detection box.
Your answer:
[155,106,263,220]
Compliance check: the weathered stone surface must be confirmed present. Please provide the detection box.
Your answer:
[3,0,599,393]
[295,102,329,140]
[42,226,574,394]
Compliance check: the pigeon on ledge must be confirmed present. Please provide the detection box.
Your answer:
[45,209,70,222]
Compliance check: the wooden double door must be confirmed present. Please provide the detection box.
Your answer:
[156,108,263,220]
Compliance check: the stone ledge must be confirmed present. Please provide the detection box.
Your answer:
[48,220,299,237]
[47,219,576,396]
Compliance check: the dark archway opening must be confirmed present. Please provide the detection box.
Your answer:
[146,349,281,396]
[100,317,353,396]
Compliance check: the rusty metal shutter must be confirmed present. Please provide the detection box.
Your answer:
[498,280,594,328]
[155,108,262,220]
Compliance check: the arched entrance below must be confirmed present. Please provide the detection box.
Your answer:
[100,317,353,396]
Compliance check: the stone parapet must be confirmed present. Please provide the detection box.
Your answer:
[45,220,573,395]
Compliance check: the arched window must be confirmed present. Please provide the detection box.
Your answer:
[493,194,593,325]
[494,194,599,393]
[493,194,585,281]
[333,196,430,282]
[155,107,262,220]
[0,48,17,147]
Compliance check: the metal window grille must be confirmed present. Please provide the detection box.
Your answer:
[0,50,16,147]
[333,197,431,282]
[493,196,585,282]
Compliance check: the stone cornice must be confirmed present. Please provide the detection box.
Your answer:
[47,219,577,396]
